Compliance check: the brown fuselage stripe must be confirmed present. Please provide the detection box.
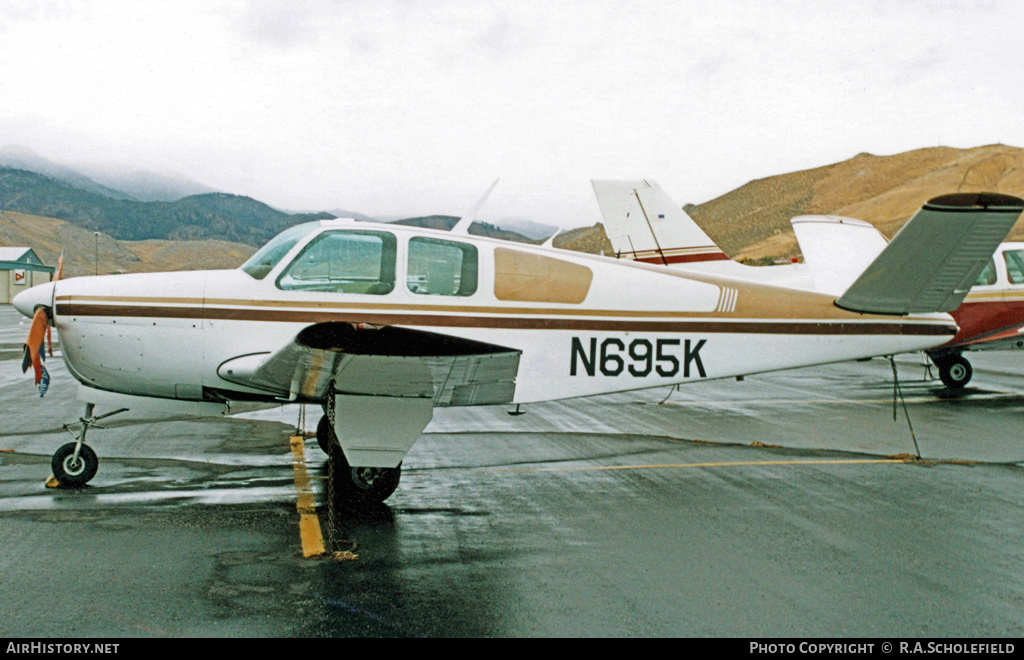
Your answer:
[56,303,955,336]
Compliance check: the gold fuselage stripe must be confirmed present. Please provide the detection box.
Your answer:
[55,298,955,336]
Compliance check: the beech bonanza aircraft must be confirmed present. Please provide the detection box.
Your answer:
[592,179,1024,389]
[13,190,1024,503]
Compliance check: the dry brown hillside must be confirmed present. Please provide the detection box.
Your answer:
[552,223,614,255]
[0,206,616,276]
[0,210,256,277]
[687,144,1024,262]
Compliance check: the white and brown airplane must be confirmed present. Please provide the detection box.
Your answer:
[592,179,1024,389]
[13,189,1023,502]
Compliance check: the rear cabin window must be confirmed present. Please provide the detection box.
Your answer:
[277,230,397,294]
[406,237,478,296]
[1004,250,1024,285]
[493,247,593,304]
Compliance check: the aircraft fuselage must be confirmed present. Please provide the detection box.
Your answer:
[15,219,957,409]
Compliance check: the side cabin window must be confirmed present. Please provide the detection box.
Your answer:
[407,237,478,296]
[1004,250,1024,285]
[277,230,397,294]
[975,259,997,286]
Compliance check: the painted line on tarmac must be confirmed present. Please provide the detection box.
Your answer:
[660,391,1024,407]
[407,457,909,476]
[289,435,326,558]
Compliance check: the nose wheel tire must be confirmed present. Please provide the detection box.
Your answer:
[51,442,98,487]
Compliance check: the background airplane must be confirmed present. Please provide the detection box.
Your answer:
[928,243,1024,386]
[13,191,1022,504]
[592,179,1024,389]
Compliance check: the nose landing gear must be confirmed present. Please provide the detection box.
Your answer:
[49,403,128,488]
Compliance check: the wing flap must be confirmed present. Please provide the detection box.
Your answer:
[218,322,521,405]
[835,193,1024,315]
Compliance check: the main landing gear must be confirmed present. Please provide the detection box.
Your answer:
[929,350,973,390]
[50,403,127,487]
[316,415,401,504]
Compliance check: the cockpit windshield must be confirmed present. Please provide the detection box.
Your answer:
[240,222,320,280]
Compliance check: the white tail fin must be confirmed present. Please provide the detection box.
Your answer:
[591,179,728,265]
[791,215,889,296]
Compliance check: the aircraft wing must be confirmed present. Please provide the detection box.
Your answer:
[835,193,1024,315]
[218,322,521,406]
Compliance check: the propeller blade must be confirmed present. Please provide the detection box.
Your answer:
[46,253,63,358]
[22,307,50,396]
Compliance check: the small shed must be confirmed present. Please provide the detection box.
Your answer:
[0,248,54,304]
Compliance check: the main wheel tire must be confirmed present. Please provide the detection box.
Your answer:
[51,443,98,487]
[328,444,401,504]
[316,414,334,454]
[939,355,973,389]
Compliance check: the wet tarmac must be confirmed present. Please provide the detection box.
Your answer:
[0,306,1023,637]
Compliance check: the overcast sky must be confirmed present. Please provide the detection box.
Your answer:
[1,0,1021,227]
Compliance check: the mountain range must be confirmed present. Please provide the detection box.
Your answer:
[2,143,1023,276]
[0,166,333,246]
[0,146,562,276]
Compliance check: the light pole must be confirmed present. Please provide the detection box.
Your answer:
[94,232,100,276]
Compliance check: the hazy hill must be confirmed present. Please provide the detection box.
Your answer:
[0,149,592,259]
[495,217,558,241]
[5,143,1024,276]
[0,145,217,202]
[390,215,537,243]
[686,144,1024,261]
[82,166,218,202]
[324,209,382,222]
[0,164,540,250]
[0,209,564,278]
[0,167,331,246]
[0,146,136,201]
